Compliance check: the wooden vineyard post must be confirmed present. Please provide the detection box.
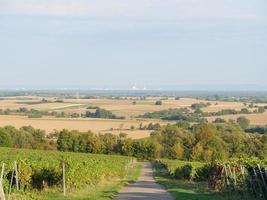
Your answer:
[62,162,66,196]
[240,165,248,200]
[8,163,15,200]
[222,165,231,200]
[223,165,230,186]
[0,163,6,200]
[14,162,19,191]
[8,161,19,200]
[233,167,237,186]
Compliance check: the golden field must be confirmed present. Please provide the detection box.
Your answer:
[1,96,266,117]
[0,115,162,139]
[0,96,255,117]
[0,96,266,138]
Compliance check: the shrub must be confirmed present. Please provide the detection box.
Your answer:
[213,118,226,123]
[174,164,192,180]
[191,103,208,110]
[31,168,61,190]
[195,164,213,181]
[155,100,162,106]
[237,116,250,129]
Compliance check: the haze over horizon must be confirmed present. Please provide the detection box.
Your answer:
[1,0,266,88]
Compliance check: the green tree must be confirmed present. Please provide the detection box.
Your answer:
[155,100,162,106]
[191,143,204,161]
[57,129,73,151]
[237,116,250,129]
[213,118,226,123]
[171,143,184,159]
[0,128,12,147]
[176,121,190,129]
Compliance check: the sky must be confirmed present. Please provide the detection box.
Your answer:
[0,0,267,89]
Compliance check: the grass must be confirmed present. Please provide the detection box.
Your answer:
[153,162,243,200]
[11,162,142,200]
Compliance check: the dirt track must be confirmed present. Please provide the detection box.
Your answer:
[113,162,174,200]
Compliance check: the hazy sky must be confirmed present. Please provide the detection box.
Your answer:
[0,0,267,89]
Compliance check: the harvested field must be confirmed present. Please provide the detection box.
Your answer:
[0,115,162,138]
[63,98,246,117]
[0,100,71,111]
[2,97,264,118]
[1,96,266,138]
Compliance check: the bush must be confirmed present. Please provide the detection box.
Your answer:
[237,116,250,129]
[213,118,226,123]
[86,108,125,119]
[195,164,213,181]
[31,168,61,190]
[191,103,208,110]
[174,164,192,180]
[155,100,162,106]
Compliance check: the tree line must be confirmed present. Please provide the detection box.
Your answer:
[0,107,125,119]
[140,107,267,122]
[0,121,266,162]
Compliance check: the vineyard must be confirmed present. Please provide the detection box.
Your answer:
[0,147,136,199]
[156,158,267,200]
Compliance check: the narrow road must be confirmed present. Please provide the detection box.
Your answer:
[113,162,174,200]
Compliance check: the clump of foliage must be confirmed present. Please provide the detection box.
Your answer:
[191,103,210,110]
[140,108,206,123]
[174,164,193,180]
[213,118,226,123]
[85,108,125,119]
[155,100,162,105]
[237,116,250,129]
[195,164,213,181]
[0,126,54,150]
[139,122,161,130]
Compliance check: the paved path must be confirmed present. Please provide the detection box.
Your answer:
[113,162,174,200]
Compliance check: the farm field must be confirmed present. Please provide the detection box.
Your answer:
[0,96,267,138]
[62,97,252,117]
[0,96,255,117]
[0,115,161,138]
